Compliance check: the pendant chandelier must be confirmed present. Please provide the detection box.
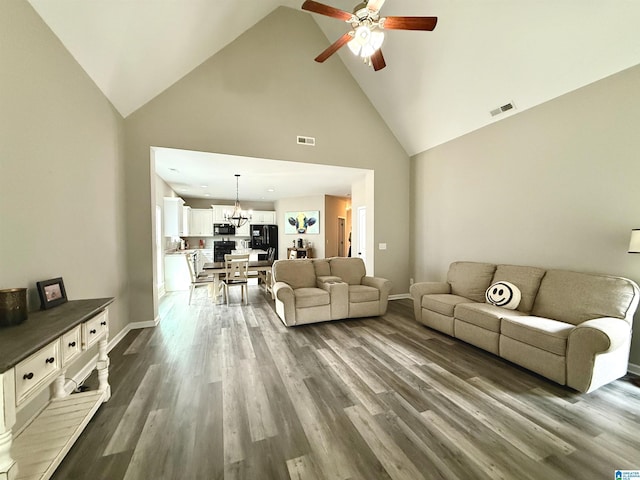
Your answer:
[224,174,252,228]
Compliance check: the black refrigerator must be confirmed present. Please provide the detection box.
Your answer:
[250,224,278,259]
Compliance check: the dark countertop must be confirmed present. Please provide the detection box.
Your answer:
[0,298,114,373]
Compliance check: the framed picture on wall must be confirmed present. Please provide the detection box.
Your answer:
[285,210,320,234]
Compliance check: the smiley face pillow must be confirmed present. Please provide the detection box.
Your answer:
[485,281,521,310]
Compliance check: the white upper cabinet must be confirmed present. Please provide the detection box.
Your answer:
[190,208,213,236]
[252,210,277,225]
[163,197,185,237]
[182,206,191,236]
[211,205,230,224]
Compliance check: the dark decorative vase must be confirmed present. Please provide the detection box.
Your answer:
[0,288,28,327]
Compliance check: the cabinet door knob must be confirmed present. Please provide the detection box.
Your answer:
[23,372,34,380]
[46,357,55,364]
[90,329,97,334]
[100,321,107,326]
[69,341,76,347]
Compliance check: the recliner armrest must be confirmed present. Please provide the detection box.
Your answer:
[409,282,451,321]
[318,280,349,319]
[273,281,294,301]
[566,317,632,392]
[362,276,392,315]
[317,275,343,285]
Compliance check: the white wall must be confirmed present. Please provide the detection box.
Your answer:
[0,2,128,335]
[276,196,325,260]
[411,63,640,364]
[124,7,410,324]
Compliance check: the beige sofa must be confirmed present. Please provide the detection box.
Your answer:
[410,261,639,393]
[272,257,392,326]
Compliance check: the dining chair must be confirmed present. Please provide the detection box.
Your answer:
[222,253,250,306]
[186,253,215,305]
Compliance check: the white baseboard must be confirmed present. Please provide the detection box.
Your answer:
[107,315,161,352]
[628,362,640,376]
[389,293,411,300]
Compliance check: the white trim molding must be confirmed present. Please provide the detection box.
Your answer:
[628,362,640,376]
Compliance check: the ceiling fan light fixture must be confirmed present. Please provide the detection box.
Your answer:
[347,25,384,58]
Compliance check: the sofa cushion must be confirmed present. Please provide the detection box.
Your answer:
[532,270,637,325]
[485,281,521,310]
[349,284,379,303]
[273,260,316,289]
[313,259,332,277]
[501,316,574,356]
[455,303,525,332]
[294,287,330,308]
[492,264,546,314]
[422,294,472,317]
[447,262,496,303]
[330,257,366,285]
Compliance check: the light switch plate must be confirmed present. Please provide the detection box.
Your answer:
[379,243,387,250]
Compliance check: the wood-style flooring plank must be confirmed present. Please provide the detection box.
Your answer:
[45,289,640,480]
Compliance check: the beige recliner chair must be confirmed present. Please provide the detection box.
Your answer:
[272,257,392,326]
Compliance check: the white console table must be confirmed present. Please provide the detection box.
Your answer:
[0,298,113,480]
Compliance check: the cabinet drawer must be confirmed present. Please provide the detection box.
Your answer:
[15,340,61,406]
[83,310,108,349]
[62,326,82,366]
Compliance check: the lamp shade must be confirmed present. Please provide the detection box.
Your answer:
[629,229,640,253]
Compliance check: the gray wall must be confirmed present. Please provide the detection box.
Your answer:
[124,7,410,323]
[411,63,640,364]
[0,2,128,337]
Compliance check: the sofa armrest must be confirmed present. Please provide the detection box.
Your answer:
[317,275,343,285]
[318,280,349,319]
[273,282,296,325]
[362,276,392,314]
[566,317,632,393]
[409,282,451,321]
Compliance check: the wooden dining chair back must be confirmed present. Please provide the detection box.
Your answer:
[186,253,214,305]
[222,253,250,305]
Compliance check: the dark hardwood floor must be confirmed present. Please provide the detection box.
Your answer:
[51,286,640,479]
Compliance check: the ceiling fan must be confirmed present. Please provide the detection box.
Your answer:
[301,0,437,71]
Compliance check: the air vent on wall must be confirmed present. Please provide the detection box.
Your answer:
[490,102,516,117]
[297,135,316,146]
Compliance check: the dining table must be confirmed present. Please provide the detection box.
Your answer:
[202,260,274,301]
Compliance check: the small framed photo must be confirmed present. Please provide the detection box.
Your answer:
[36,277,67,310]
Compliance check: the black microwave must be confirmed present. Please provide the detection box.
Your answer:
[214,223,236,235]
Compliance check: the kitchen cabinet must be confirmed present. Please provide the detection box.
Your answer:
[163,197,185,237]
[190,209,213,236]
[164,252,194,291]
[211,205,231,224]
[252,210,277,224]
[183,206,191,236]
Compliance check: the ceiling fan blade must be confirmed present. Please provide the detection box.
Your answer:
[370,49,386,71]
[382,16,438,31]
[301,0,353,21]
[314,32,353,63]
[366,0,386,13]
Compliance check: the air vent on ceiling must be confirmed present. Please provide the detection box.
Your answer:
[297,135,316,146]
[490,102,516,117]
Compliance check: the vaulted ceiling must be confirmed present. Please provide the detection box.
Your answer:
[29,0,640,157]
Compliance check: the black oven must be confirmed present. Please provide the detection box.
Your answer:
[214,241,236,262]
